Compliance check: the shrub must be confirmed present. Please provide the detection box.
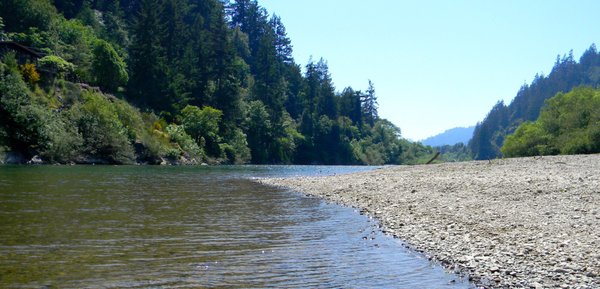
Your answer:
[91,40,128,92]
[18,63,40,85]
[67,91,135,164]
[222,128,251,164]
[502,87,600,157]
[165,124,203,159]
[0,61,48,155]
[180,105,223,156]
[38,113,83,163]
[38,55,75,79]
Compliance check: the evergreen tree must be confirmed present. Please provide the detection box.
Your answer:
[283,63,304,119]
[269,14,293,64]
[471,45,600,159]
[315,59,337,119]
[339,87,363,126]
[362,80,378,126]
[0,0,426,165]
[206,0,244,127]
[229,0,267,68]
[127,0,169,112]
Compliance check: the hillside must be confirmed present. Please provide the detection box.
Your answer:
[421,126,474,147]
[0,0,435,165]
[469,46,600,159]
[501,87,600,157]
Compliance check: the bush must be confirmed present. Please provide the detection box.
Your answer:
[91,40,128,92]
[180,105,223,156]
[0,61,48,155]
[222,128,251,164]
[165,124,203,159]
[38,113,83,163]
[502,87,600,157]
[67,91,135,164]
[38,55,75,79]
[501,122,556,157]
[18,63,40,85]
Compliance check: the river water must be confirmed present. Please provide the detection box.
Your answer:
[0,165,472,288]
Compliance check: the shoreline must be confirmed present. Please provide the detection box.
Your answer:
[258,154,600,288]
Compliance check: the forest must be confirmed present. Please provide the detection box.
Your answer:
[469,45,600,160]
[501,87,600,157]
[0,0,435,165]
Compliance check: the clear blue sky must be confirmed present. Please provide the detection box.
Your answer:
[259,0,600,141]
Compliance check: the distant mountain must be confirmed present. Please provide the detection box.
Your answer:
[421,126,475,147]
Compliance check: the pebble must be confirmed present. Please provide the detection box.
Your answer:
[260,154,600,288]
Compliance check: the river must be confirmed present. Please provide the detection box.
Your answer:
[0,165,472,288]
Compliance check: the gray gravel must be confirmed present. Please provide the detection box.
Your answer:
[259,154,600,288]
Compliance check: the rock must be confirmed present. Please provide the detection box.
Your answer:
[27,155,44,165]
[554,268,569,274]
[529,281,544,289]
[258,154,600,288]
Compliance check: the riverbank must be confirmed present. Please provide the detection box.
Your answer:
[259,154,600,288]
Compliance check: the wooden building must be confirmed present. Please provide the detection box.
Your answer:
[0,41,43,63]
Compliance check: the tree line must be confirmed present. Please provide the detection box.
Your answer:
[469,45,600,160]
[501,86,600,157]
[0,0,434,165]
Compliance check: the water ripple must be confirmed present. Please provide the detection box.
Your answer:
[0,165,472,288]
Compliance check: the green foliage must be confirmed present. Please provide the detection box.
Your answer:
[0,0,433,165]
[2,52,18,72]
[0,61,49,154]
[349,120,403,165]
[67,91,135,164]
[38,113,83,163]
[362,80,379,126]
[472,46,600,160]
[400,140,437,165]
[272,112,303,163]
[0,0,57,32]
[502,87,600,157]
[0,16,6,40]
[91,40,128,92]
[165,124,203,159]
[220,128,251,164]
[502,122,555,157]
[436,143,473,162]
[1,59,81,162]
[53,18,97,80]
[245,100,272,163]
[38,55,75,79]
[127,0,169,111]
[180,105,223,156]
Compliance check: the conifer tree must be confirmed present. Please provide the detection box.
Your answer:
[128,0,169,112]
[361,80,379,126]
[269,15,293,64]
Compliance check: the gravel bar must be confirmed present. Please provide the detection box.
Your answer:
[258,154,600,288]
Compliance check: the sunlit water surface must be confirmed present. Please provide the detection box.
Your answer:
[0,165,472,288]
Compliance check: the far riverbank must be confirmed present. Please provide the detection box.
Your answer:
[259,154,600,288]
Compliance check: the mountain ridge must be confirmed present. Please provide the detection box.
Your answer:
[421,126,475,147]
